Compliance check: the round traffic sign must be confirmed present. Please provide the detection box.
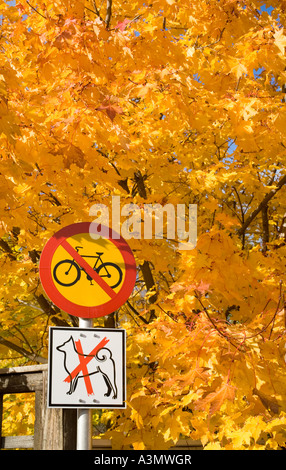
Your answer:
[39,222,137,318]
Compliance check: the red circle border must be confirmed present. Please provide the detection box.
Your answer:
[39,222,137,319]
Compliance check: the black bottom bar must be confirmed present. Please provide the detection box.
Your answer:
[1,449,274,466]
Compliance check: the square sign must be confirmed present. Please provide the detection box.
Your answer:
[48,327,126,409]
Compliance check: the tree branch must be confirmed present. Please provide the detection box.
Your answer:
[238,173,286,236]
[26,1,47,19]
[131,169,157,320]
[0,336,48,364]
[196,297,245,351]
[127,300,149,324]
[86,1,103,20]
[140,261,157,304]
[105,0,112,28]
[35,293,60,316]
[261,204,269,253]
[0,238,17,261]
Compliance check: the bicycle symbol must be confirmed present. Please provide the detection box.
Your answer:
[53,246,123,289]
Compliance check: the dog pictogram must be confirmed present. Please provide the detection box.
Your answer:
[56,335,118,399]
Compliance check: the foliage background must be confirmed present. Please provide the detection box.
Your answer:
[1,0,286,450]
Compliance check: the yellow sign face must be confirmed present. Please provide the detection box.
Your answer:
[39,222,137,319]
[50,233,126,307]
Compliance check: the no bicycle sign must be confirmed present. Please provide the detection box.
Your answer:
[39,222,137,318]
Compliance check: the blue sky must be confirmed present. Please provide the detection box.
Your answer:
[259,4,275,15]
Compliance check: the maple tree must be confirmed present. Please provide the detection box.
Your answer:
[1,0,286,450]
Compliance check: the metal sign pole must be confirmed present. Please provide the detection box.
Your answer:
[77,317,93,450]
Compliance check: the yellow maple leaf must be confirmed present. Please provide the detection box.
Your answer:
[227,58,248,79]
[274,28,286,54]
[132,441,145,450]
[204,441,223,450]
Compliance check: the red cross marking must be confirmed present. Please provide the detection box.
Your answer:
[64,336,110,395]
[74,340,94,395]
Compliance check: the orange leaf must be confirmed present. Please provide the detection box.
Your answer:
[195,381,236,416]
[96,104,123,122]
[166,365,209,388]
[115,18,130,32]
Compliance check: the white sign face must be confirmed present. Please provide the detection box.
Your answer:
[48,327,126,409]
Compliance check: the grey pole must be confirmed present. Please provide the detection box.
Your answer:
[77,317,93,450]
